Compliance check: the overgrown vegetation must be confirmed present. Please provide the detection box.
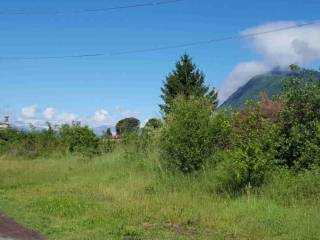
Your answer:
[1,146,319,239]
[158,62,320,193]
[160,96,228,173]
[277,66,320,170]
[1,55,320,239]
[0,122,111,160]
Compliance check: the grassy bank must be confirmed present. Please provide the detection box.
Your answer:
[0,149,319,240]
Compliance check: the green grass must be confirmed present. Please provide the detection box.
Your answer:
[0,149,319,240]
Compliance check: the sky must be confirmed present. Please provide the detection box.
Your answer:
[1,0,320,128]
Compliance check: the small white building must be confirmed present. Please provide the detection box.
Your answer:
[0,116,10,129]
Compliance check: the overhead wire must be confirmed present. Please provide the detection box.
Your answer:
[0,0,185,16]
[0,21,318,61]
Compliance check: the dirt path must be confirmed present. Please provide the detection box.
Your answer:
[0,214,45,240]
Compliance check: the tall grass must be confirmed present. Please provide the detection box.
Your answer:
[0,148,319,240]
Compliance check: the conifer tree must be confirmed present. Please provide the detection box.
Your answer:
[160,54,218,115]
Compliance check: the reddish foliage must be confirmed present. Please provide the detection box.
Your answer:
[259,92,284,122]
[233,93,284,134]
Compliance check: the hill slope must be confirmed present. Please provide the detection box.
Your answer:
[220,69,291,109]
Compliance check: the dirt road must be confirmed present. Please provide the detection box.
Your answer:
[0,214,44,240]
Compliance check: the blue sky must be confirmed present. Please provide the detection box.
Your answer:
[1,0,320,127]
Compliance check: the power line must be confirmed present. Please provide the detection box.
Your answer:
[0,0,185,16]
[112,22,318,55]
[0,21,319,61]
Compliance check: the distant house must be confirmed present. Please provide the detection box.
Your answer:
[0,116,10,129]
[111,134,122,141]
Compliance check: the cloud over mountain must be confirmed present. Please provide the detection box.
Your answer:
[219,61,271,102]
[220,21,320,102]
[242,21,320,66]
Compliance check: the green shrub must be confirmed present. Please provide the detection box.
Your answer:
[0,123,104,160]
[213,146,271,194]
[212,106,278,193]
[209,111,234,150]
[160,96,224,173]
[59,123,100,159]
[119,129,157,164]
[277,67,320,170]
[99,137,115,154]
[0,127,65,159]
[144,118,162,130]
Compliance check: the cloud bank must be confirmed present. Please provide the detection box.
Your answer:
[93,109,113,125]
[43,107,56,120]
[16,105,140,129]
[220,21,320,102]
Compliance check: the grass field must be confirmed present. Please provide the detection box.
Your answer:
[0,149,319,240]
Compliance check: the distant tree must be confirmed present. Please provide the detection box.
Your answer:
[145,118,162,129]
[116,117,140,135]
[103,128,113,137]
[160,53,218,115]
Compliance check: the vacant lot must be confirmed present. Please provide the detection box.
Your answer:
[0,150,319,240]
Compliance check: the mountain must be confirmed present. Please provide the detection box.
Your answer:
[93,125,115,136]
[220,69,292,109]
[12,124,47,132]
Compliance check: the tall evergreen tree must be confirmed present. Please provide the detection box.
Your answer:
[160,54,218,115]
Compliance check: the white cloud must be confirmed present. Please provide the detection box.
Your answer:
[43,107,56,120]
[21,105,37,119]
[20,106,79,126]
[93,109,112,124]
[242,21,320,66]
[219,61,271,102]
[117,108,140,119]
[17,105,141,128]
[220,21,320,101]
[57,112,79,124]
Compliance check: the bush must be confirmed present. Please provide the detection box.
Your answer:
[213,146,271,194]
[99,137,115,154]
[118,129,157,163]
[276,67,320,170]
[59,123,100,159]
[212,105,278,193]
[209,111,233,151]
[0,123,105,160]
[160,96,227,173]
[144,118,162,130]
[0,127,65,159]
